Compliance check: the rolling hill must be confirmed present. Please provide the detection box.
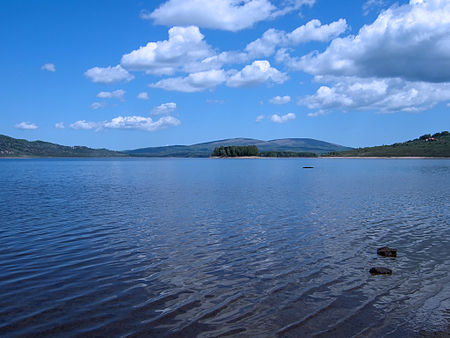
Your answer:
[324,131,450,157]
[125,138,352,157]
[0,134,126,157]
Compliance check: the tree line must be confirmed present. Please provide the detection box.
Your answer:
[211,146,319,157]
[211,145,259,157]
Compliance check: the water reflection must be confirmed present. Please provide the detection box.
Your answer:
[0,158,448,336]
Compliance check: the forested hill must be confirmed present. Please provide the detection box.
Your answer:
[0,134,352,158]
[0,134,126,157]
[325,131,450,157]
[125,138,351,157]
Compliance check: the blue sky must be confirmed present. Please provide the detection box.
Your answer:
[1,0,449,150]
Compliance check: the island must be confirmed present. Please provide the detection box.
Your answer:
[210,145,318,158]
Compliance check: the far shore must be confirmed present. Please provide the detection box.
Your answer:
[320,156,450,159]
[208,156,450,159]
[1,156,449,160]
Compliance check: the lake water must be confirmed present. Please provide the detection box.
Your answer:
[0,158,449,337]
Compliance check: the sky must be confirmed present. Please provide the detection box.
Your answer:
[1,0,449,150]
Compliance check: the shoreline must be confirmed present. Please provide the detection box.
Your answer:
[320,156,450,159]
[1,156,449,160]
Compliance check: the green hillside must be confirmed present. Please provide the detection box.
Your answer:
[324,131,450,157]
[0,134,126,157]
[125,138,352,157]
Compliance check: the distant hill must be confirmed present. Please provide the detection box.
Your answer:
[125,137,352,157]
[324,131,450,157]
[0,134,126,157]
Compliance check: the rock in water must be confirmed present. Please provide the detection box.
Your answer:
[377,246,397,257]
[370,267,392,275]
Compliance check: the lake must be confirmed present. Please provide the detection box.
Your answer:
[0,158,449,337]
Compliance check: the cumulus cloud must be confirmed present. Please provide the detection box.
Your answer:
[97,89,125,100]
[226,60,287,88]
[55,122,65,129]
[150,61,287,92]
[152,102,177,115]
[300,76,450,115]
[121,26,213,75]
[270,113,296,123]
[15,122,38,130]
[270,95,291,104]
[137,92,149,100]
[70,116,180,132]
[285,0,450,83]
[41,63,56,72]
[245,19,348,58]
[90,102,107,110]
[143,0,315,32]
[362,0,388,15]
[103,115,180,131]
[256,114,265,122]
[70,120,100,130]
[85,65,134,84]
[150,69,227,92]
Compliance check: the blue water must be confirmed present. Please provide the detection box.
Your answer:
[0,158,449,337]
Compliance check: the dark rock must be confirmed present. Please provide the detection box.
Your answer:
[377,246,397,257]
[370,267,392,275]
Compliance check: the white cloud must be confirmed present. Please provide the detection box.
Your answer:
[103,115,180,131]
[200,51,249,70]
[226,60,287,88]
[97,89,125,100]
[15,122,38,130]
[150,69,227,92]
[245,19,348,58]
[70,116,180,132]
[288,19,348,45]
[287,0,450,83]
[150,61,287,92]
[270,113,296,123]
[41,63,56,72]
[91,102,107,110]
[144,0,315,32]
[137,92,149,100]
[270,95,291,104]
[245,29,286,58]
[362,0,387,15]
[152,102,177,115]
[70,120,100,130]
[55,122,65,129]
[85,65,134,84]
[300,76,450,115]
[121,26,213,75]
[256,114,265,122]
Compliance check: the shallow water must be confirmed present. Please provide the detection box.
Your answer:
[0,158,449,337]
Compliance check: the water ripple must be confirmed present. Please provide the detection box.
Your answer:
[0,158,449,337]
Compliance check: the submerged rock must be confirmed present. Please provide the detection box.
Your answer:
[377,246,397,257]
[370,267,392,275]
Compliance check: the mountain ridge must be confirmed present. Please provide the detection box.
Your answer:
[124,137,352,157]
[0,134,126,157]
